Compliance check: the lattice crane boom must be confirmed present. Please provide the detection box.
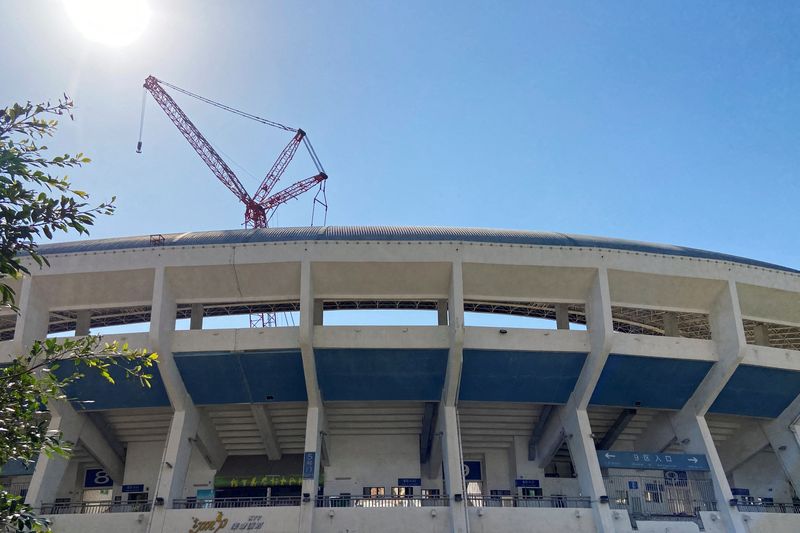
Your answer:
[142,76,252,205]
[261,172,328,224]
[139,75,328,229]
[253,130,305,204]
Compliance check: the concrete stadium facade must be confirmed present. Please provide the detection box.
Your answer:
[3,226,800,533]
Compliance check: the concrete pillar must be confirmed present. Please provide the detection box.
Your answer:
[189,303,203,330]
[754,323,770,347]
[12,276,49,356]
[670,281,748,532]
[441,405,468,533]
[663,312,679,337]
[536,270,616,531]
[555,303,570,330]
[440,261,469,533]
[299,406,324,532]
[24,412,81,509]
[671,411,746,532]
[298,261,325,533]
[75,310,91,336]
[313,299,324,326]
[437,299,448,326]
[763,420,800,497]
[147,269,226,533]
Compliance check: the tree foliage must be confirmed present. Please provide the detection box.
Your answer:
[0,99,158,532]
[0,98,115,309]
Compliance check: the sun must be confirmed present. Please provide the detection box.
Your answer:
[63,0,151,47]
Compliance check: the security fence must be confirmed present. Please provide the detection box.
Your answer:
[605,475,716,520]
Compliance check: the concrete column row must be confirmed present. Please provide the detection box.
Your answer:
[15,262,800,533]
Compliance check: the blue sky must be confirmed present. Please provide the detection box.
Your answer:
[2,0,799,274]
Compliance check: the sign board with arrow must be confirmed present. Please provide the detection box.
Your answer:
[596,450,710,471]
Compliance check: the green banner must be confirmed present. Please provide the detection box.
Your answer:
[214,474,303,488]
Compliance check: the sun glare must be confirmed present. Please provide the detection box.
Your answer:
[63,0,151,47]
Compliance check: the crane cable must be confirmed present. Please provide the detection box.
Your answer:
[137,78,326,176]
[156,78,297,132]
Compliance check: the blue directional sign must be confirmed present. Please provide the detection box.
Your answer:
[597,450,709,471]
[303,452,316,479]
[515,479,540,488]
[398,478,422,487]
[122,484,144,493]
[84,468,114,488]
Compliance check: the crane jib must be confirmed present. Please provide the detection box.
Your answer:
[139,75,329,229]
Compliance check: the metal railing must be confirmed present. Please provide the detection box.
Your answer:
[1,483,29,497]
[737,502,800,514]
[173,496,300,509]
[466,495,591,508]
[605,475,716,520]
[316,495,450,508]
[40,501,152,514]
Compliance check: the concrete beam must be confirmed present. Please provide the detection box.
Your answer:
[26,401,125,507]
[420,402,438,464]
[195,409,227,470]
[85,411,125,461]
[759,392,800,495]
[684,281,747,416]
[528,404,556,461]
[596,408,637,451]
[251,404,282,461]
[572,269,613,410]
[25,413,79,508]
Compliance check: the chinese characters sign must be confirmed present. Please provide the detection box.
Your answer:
[596,450,709,471]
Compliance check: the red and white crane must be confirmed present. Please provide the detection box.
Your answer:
[137,75,328,229]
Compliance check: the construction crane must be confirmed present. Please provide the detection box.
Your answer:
[137,75,328,229]
[137,75,328,327]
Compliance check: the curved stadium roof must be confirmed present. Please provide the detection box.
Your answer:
[36,226,798,274]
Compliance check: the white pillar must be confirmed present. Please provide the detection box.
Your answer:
[298,261,324,533]
[555,303,570,330]
[147,269,225,533]
[16,277,60,509]
[189,303,203,331]
[441,261,468,533]
[536,270,616,532]
[24,412,80,509]
[672,281,748,532]
[75,310,91,336]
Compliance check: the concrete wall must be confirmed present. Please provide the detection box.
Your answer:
[163,507,301,533]
[182,447,216,499]
[122,441,164,498]
[730,450,795,503]
[48,512,147,533]
[313,507,450,533]
[324,434,420,496]
[740,513,800,532]
[467,507,598,533]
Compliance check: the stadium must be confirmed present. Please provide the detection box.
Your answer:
[3,226,800,533]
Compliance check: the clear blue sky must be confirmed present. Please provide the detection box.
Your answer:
[2,1,799,271]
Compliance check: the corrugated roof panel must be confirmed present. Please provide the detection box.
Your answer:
[34,226,798,274]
